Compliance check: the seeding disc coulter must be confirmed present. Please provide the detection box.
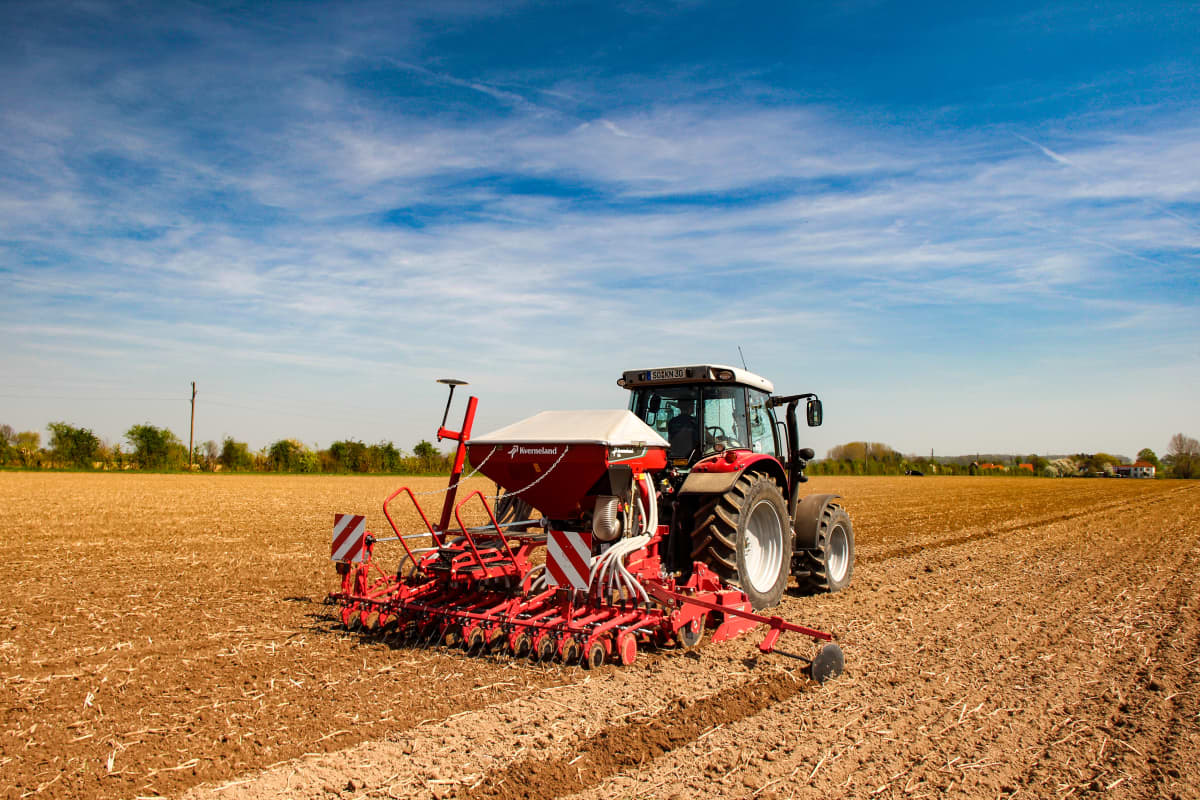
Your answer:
[329,366,851,680]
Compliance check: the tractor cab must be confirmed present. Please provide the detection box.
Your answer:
[619,365,782,472]
[616,363,850,605]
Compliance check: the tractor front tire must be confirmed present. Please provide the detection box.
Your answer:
[690,473,792,610]
[795,503,854,594]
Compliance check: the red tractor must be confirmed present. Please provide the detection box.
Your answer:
[621,364,854,606]
[328,364,852,679]
[494,364,855,609]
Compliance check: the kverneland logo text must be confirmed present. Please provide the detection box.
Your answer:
[507,445,559,456]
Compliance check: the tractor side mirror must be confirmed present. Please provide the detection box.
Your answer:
[648,396,660,414]
[806,398,823,427]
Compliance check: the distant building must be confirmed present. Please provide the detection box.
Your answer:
[1114,461,1156,478]
[1018,463,1034,472]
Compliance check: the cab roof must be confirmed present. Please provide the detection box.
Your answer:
[619,364,774,394]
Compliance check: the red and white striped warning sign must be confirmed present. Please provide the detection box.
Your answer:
[331,514,368,563]
[546,530,592,591]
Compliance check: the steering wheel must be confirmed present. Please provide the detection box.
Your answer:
[706,426,726,441]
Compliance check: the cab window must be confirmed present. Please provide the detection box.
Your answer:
[747,389,778,457]
[700,386,747,455]
[630,386,701,459]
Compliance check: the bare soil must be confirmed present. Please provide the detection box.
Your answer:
[1,473,1197,799]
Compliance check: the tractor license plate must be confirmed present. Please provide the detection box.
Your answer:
[650,368,686,380]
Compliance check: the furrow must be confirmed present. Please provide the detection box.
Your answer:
[563,484,1200,798]
[862,484,1197,564]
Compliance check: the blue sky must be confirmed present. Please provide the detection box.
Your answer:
[2,0,1197,459]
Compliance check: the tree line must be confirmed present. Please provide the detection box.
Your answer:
[0,421,457,474]
[3,421,1198,479]
[807,436,1200,479]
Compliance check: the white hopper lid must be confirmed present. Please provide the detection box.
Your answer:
[469,410,669,448]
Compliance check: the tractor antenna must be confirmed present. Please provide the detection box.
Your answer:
[737,346,749,370]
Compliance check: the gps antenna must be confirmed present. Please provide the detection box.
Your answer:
[436,378,468,438]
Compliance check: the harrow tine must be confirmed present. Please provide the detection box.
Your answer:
[443,625,464,649]
[418,624,440,648]
[375,617,397,639]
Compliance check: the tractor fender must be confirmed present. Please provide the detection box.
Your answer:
[791,494,843,550]
[678,455,789,495]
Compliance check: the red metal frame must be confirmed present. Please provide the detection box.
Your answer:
[436,395,478,535]
[329,496,835,663]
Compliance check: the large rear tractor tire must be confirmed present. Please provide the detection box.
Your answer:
[690,473,792,610]
[796,503,854,594]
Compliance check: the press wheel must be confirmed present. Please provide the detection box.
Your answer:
[583,641,606,670]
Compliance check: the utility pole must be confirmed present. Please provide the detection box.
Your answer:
[189,381,197,468]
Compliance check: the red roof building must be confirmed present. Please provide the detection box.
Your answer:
[1115,461,1156,478]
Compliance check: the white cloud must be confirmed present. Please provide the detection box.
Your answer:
[1,7,1198,455]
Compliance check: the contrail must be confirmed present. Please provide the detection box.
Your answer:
[1013,131,1200,233]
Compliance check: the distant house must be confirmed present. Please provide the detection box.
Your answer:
[1018,463,1034,472]
[1114,461,1156,478]
[978,463,1006,471]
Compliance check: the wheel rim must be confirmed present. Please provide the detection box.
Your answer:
[743,499,784,594]
[827,523,849,583]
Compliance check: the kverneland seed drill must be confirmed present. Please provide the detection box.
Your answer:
[328,365,853,681]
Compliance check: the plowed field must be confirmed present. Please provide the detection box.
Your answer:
[2,474,1198,799]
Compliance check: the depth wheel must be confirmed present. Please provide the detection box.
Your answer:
[582,641,606,670]
[464,627,486,656]
[534,635,556,663]
[486,628,508,652]
[690,474,792,610]
[561,638,581,664]
[512,633,532,658]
